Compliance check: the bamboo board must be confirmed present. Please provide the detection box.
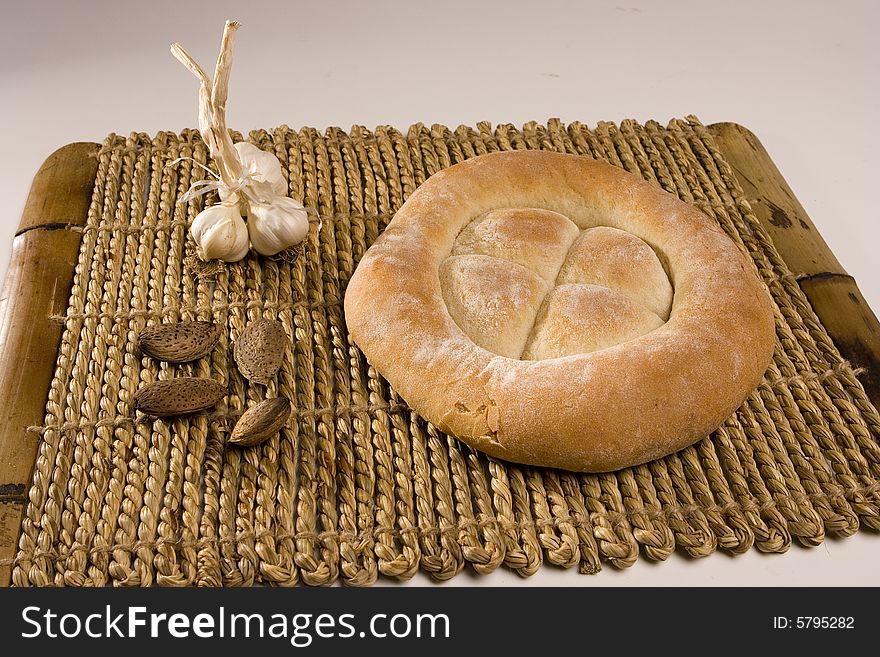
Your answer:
[0,118,878,586]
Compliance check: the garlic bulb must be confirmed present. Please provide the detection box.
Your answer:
[247,196,310,256]
[174,23,311,263]
[219,142,287,203]
[190,202,250,262]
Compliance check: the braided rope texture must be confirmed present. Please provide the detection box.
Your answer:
[10,116,880,586]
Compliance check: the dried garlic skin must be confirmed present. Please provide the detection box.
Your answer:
[219,142,288,203]
[190,202,250,262]
[247,196,310,256]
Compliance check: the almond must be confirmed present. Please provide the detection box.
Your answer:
[137,321,220,363]
[228,397,292,447]
[133,377,226,417]
[233,318,289,385]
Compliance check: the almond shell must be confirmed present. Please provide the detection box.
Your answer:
[233,318,289,384]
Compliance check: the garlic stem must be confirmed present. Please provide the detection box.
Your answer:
[170,20,242,189]
[169,43,219,159]
[209,20,243,184]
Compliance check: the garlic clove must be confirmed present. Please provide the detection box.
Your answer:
[190,202,250,262]
[247,196,310,256]
[219,142,287,202]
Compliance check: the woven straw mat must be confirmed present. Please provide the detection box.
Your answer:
[10,117,880,586]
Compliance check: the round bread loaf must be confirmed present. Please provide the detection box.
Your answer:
[343,150,775,472]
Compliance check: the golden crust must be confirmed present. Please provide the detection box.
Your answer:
[343,150,776,472]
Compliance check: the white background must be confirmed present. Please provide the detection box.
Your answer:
[1,0,878,586]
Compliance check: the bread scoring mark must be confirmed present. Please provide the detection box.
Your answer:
[557,227,673,320]
[522,284,666,360]
[518,225,585,358]
[451,208,579,282]
[439,208,675,361]
[440,254,550,358]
